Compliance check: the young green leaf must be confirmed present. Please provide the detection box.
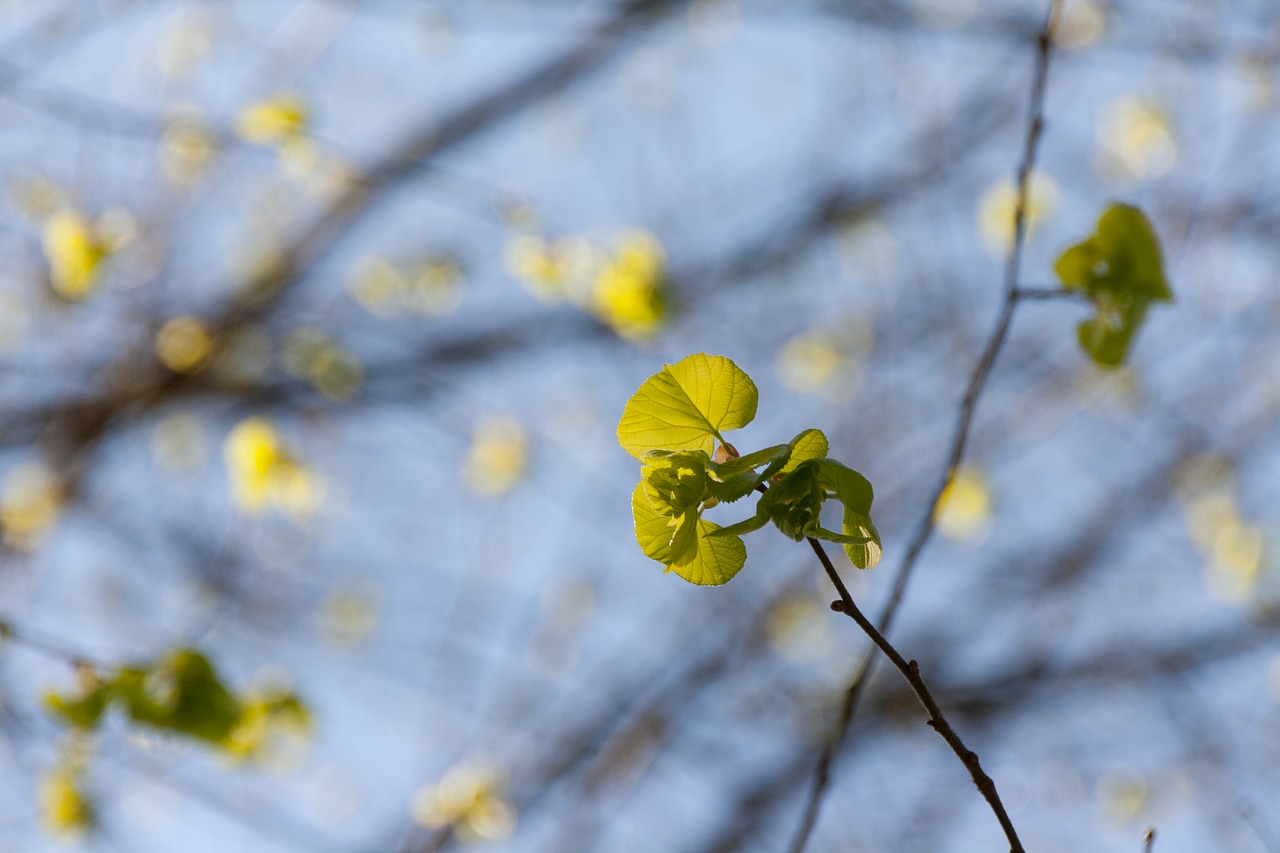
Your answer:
[1054,203,1172,367]
[670,518,747,586]
[617,354,757,458]
[631,483,746,584]
[812,459,882,568]
[708,443,791,503]
[779,428,828,474]
[632,482,676,565]
[640,450,711,516]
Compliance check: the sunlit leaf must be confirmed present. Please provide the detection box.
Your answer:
[669,517,746,586]
[814,459,882,569]
[617,354,757,458]
[779,428,828,474]
[632,482,676,565]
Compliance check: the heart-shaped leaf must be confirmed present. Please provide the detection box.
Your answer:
[618,354,757,458]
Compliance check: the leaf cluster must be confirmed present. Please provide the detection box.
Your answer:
[1054,203,1173,367]
[619,354,881,586]
[46,648,308,756]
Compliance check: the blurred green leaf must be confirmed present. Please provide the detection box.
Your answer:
[45,648,308,756]
[1054,203,1173,367]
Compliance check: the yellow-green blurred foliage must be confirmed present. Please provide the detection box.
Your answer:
[38,767,94,837]
[223,418,323,517]
[461,418,527,497]
[410,760,515,843]
[155,315,214,373]
[1,462,62,551]
[1175,456,1265,603]
[934,464,993,542]
[505,229,669,340]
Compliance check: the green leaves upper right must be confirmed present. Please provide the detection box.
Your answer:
[1054,203,1173,367]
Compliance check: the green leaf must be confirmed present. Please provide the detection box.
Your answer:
[1054,203,1173,367]
[633,482,746,585]
[779,428,828,474]
[46,683,113,730]
[812,459,882,568]
[753,459,882,568]
[669,518,746,586]
[640,450,711,515]
[617,354,758,458]
[632,482,675,564]
[707,429,830,506]
[759,462,826,541]
[118,650,243,744]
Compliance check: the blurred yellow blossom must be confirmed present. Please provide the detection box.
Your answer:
[282,328,364,401]
[235,94,309,146]
[461,418,527,496]
[589,230,668,340]
[319,583,380,648]
[934,465,993,542]
[1176,460,1267,603]
[12,175,64,221]
[977,171,1059,255]
[766,596,832,664]
[1097,769,1148,823]
[349,256,462,318]
[777,331,855,395]
[223,418,323,517]
[410,761,515,842]
[1,463,62,550]
[505,230,670,339]
[152,412,208,473]
[1054,0,1107,51]
[504,235,599,302]
[1097,98,1177,181]
[38,768,94,837]
[161,113,217,185]
[155,315,213,373]
[155,15,211,80]
[43,211,108,299]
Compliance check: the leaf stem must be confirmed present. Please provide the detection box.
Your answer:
[805,537,1026,853]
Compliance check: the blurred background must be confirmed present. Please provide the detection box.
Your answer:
[1,0,1278,851]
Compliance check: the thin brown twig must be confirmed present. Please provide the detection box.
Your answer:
[787,1,1063,850]
[806,537,1025,852]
